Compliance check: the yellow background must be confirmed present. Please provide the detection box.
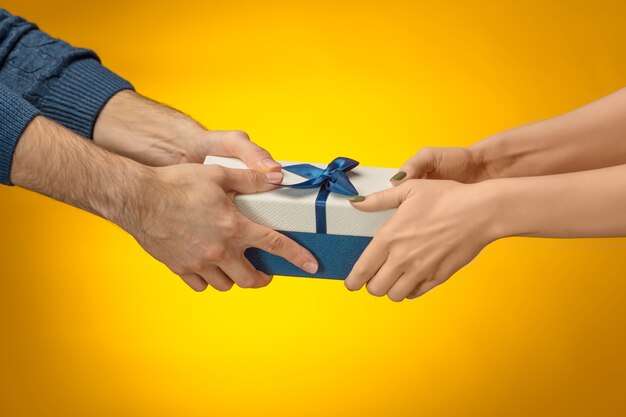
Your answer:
[2,1,626,415]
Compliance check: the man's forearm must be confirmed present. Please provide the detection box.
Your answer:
[11,116,153,231]
[0,9,133,139]
[92,90,283,173]
[481,164,626,239]
[93,90,203,166]
[470,88,626,179]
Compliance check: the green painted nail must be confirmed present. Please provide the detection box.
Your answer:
[348,195,366,202]
[390,171,407,182]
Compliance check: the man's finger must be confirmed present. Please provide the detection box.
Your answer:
[178,273,209,292]
[198,265,235,292]
[391,148,437,185]
[243,221,319,274]
[350,183,411,212]
[220,255,274,289]
[214,166,282,194]
[206,130,282,172]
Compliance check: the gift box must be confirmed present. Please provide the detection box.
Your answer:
[203,156,397,279]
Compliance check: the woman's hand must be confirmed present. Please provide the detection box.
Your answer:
[390,146,491,185]
[345,179,500,301]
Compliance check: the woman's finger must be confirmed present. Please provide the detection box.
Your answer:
[349,183,411,212]
[345,236,389,291]
[387,269,429,302]
[364,255,404,297]
[390,148,437,185]
[407,280,441,299]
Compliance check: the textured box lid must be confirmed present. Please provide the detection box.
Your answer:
[203,156,397,237]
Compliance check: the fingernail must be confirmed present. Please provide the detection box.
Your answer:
[303,261,318,274]
[348,195,366,202]
[265,172,283,183]
[390,171,407,182]
[262,158,281,169]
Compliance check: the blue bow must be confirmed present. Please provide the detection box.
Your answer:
[279,157,359,234]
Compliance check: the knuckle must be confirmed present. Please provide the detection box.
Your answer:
[187,259,206,273]
[344,277,361,291]
[219,213,241,239]
[417,146,435,156]
[204,244,228,263]
[254,147,271,157]
[170,265,186,276]
[230,130,250,140]
[237,276,256,289]
[387,291,405,302]
[373,233,392,248]
[366,281,387,297]
[213,280,234,292]
[256,275,272,288]
[396,254,416,269]
[206,164,226,181]
[264,232,284,253]
[192,283,208,292]
[350,263,370,279]
[245,168,263,185]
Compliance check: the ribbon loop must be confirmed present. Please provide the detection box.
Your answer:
[279,157,359,234]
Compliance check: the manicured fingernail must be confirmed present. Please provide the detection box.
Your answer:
[348,195,366,202]
[303,261,318,274]
[262,158,281,169]
[390,171,407,182]
[265,172,283,183]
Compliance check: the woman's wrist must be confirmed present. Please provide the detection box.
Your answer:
[470,177,527,241]
[468,129,528,181]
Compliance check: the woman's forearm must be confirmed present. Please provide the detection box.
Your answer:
[470,87,626,179]
[483,163,626,239]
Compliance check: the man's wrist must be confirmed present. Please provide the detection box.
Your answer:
[12,115,162,235]
[94,90,204,166]
[97,162,158,233]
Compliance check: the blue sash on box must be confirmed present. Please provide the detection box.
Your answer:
[244,157,372,280]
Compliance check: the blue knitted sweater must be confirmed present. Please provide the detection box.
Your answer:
[0,8,133,185]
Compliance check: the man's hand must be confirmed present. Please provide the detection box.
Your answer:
[344,179,499,301]
[12,116,318,292]
[93,90,282,171]
[123,163,319,291]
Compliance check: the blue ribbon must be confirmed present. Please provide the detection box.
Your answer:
[279,157,359,234]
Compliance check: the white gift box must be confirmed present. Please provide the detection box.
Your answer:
[203,156,397,279]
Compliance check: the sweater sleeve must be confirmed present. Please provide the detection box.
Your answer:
[0,82,40,185]
[0,8,133,139]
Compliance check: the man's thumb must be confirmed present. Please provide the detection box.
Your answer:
[219,167,283,194]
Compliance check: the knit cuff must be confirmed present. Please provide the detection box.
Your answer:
[37,59,134,139]
[0,87,40,185]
